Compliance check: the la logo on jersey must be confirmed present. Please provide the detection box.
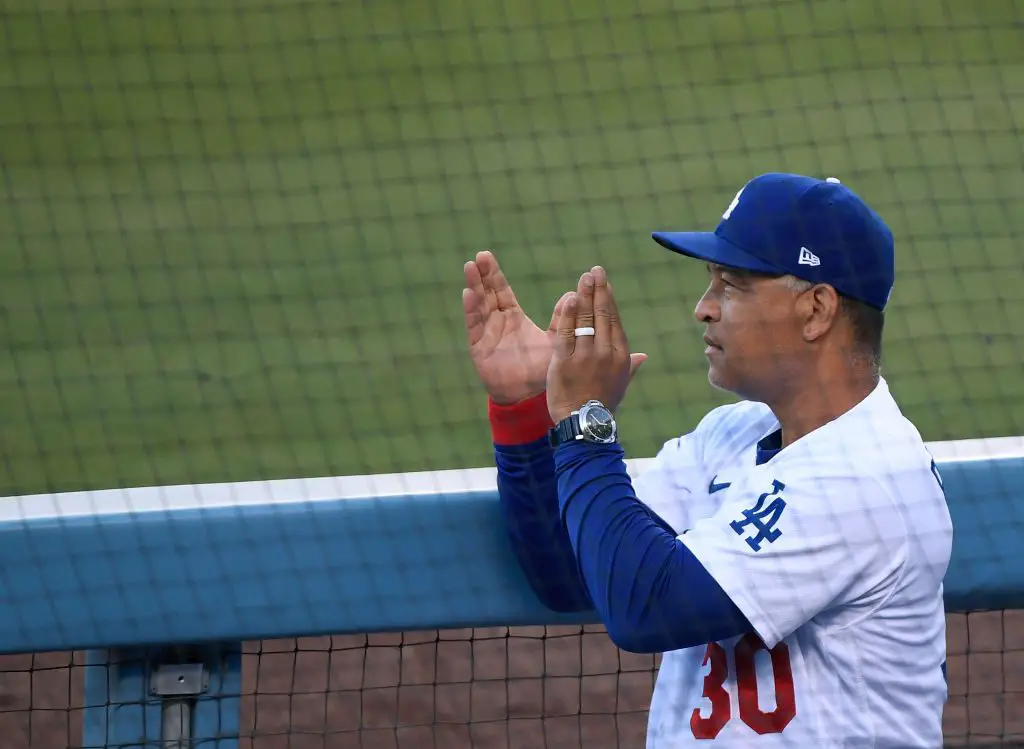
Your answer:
[730,480,787,552]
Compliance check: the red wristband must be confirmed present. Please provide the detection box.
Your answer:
[488,391,554,445]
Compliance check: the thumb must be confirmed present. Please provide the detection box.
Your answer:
[547,290,576,335]
[629,353,648,380]
[554,292,579,357]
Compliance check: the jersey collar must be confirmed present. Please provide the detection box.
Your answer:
[754,377,893,466]
[755,429,783,465]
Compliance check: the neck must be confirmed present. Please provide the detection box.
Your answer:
[769,366,879,448]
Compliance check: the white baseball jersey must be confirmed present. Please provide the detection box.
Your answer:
[633,377,952,748]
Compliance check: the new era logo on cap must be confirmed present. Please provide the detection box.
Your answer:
[651,173,896,311]
[798,247,820,266]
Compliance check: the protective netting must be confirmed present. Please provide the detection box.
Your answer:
[2,0,1022,496]
[2,0,1023,747]
[1,613,1022,747]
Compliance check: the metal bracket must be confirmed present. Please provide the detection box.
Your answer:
[149,663,210,748]
[150,663,210,697]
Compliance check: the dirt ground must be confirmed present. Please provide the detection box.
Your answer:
[0,612,1021,749]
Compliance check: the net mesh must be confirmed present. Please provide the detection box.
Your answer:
[1,614,1023,747]
[2,0,1023,746]
[3,0,1022,495]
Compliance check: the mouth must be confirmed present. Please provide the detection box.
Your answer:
[703,335,721,351]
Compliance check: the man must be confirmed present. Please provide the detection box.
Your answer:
[461,173,953,747]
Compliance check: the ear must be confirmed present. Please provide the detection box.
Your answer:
[799,284,841,343]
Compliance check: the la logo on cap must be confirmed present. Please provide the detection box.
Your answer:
[722,186,745,220]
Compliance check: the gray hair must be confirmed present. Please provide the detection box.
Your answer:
[781,276,814,293]
[780,275,883,372]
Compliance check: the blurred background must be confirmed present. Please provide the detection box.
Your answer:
[1,0,1022,745]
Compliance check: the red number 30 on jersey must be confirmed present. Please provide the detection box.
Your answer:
[691,633,797,739]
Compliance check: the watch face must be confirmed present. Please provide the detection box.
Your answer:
[582,403,616,443]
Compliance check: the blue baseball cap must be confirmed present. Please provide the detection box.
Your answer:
[652,173,895,310]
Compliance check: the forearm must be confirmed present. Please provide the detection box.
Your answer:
[491,393,592,612]
[554,440,751,652]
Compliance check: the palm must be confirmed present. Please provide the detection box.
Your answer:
[471,306,553,401]
[463,251,567,405]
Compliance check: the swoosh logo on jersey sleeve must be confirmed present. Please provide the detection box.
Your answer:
[708,475,732,494]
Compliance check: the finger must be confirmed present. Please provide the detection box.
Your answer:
[464,258,485,298]
[572,271,596,347]
[547,291,576,335]
[463,286,486,347]
[464,259,493,316]
[463,259,493,346]
[591,265,613,344]
[554,291,579,358]
[604,279,630,352]
[476,250,519,312]
[629,352,648,380]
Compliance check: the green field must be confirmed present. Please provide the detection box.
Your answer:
[1,0,1022,496]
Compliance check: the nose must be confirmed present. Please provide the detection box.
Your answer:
[694,288,719,324]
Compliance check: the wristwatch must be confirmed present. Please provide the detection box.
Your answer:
[549,400,618,447]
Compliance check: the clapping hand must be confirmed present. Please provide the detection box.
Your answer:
[462,250,574,405]
[546,266,647,424]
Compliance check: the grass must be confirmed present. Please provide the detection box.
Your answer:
[1,0,1022,495]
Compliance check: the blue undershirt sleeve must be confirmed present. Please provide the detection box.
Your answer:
[553,440,753,653]
[494,437,593,613]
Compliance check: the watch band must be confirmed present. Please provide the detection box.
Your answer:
[548,412,583,448]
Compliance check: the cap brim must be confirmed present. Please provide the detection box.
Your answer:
[651,231,781,274]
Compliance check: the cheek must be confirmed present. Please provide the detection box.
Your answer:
[721,301,768,345]
[721,303,791,362]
